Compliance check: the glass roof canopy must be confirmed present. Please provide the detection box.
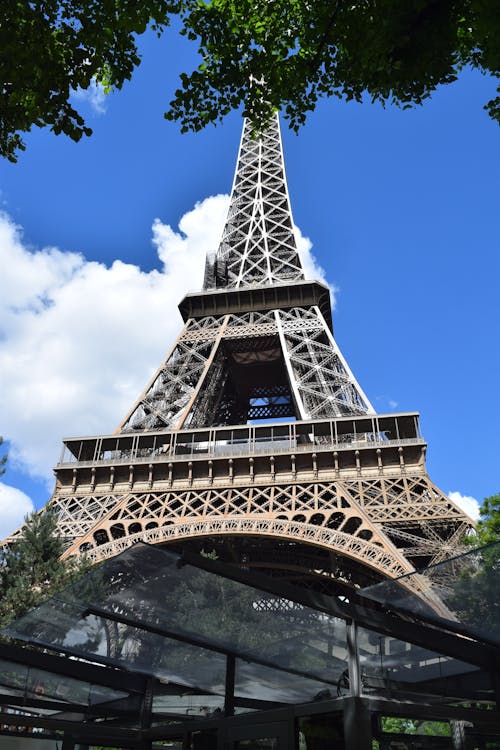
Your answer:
[1,540,499,745]
[3,543,348,705]
[361,540,500,648]
[0,656,129,709]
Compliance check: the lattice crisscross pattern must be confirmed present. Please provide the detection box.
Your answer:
[204,115,304,290]
[56,466,470,581]
[120,317,225,432]
[277,308,372,417]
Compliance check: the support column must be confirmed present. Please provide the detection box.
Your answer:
[347,620,361,697]
[138,676,154,750]
[343,697,372,750]
[224,653,236,716]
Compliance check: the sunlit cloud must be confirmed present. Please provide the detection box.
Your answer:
[448,491,480,522]
[0,482,34,538]
[72,79,107,115]
[0,198,324,486]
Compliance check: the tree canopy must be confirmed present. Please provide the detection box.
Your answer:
[447,492,500,636]
[0,509,86,628]
[472,492,500,545]
[1,0,499,161]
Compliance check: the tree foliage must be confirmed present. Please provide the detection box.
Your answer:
[379,716,451,736]
[473,492,500,546]
[0,436,6,476]
[169,0,500,133]
[447,493,500,636]
[0,0,179,161]
[1,0,499,161]
[0,509,87,628]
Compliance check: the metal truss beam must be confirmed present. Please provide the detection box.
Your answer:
[205,114,304,290]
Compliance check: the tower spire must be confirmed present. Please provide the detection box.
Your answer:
[204,114,304,290]
[116,113,374,432]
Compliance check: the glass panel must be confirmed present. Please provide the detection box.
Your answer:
[9,600,227,693]
[373,716,455,750]
[0,658,127,706]
[464,730,500,749]
[153,692,224,719]
[361,542,500,646]
[357,626,489,704]
[236,740,278,749]
[3,543,348,694]
[235,659,341,704]
[192,729,217,749]
[0,658,28,696]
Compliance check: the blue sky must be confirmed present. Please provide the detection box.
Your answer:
[0,28,499,535]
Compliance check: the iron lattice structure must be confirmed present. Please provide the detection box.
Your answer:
[6,115,472,594]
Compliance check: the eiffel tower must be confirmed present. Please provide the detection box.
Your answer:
[10,115,472,595]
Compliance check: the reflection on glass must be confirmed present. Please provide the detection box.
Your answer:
[153,693,223,718]
[361,541,500,647]
[236,740,278,749]
[3,543,348,697]
[0,657,128,707]
[235,659,343,704]
[357,626,486,704]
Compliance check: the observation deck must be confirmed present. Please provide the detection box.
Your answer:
[55,412,425,496]
[179,279,333,331]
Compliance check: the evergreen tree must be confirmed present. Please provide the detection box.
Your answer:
[0,436,7,476]
[0,509,87,627]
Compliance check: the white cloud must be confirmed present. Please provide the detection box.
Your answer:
[293,226,336,306]
[448,491,481,522]
[0,197,325,486]
[152,194,228,294]
[0,483,34,538]
[373,396,399,412]
[0,198,221,481]
[72,79,107,115]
